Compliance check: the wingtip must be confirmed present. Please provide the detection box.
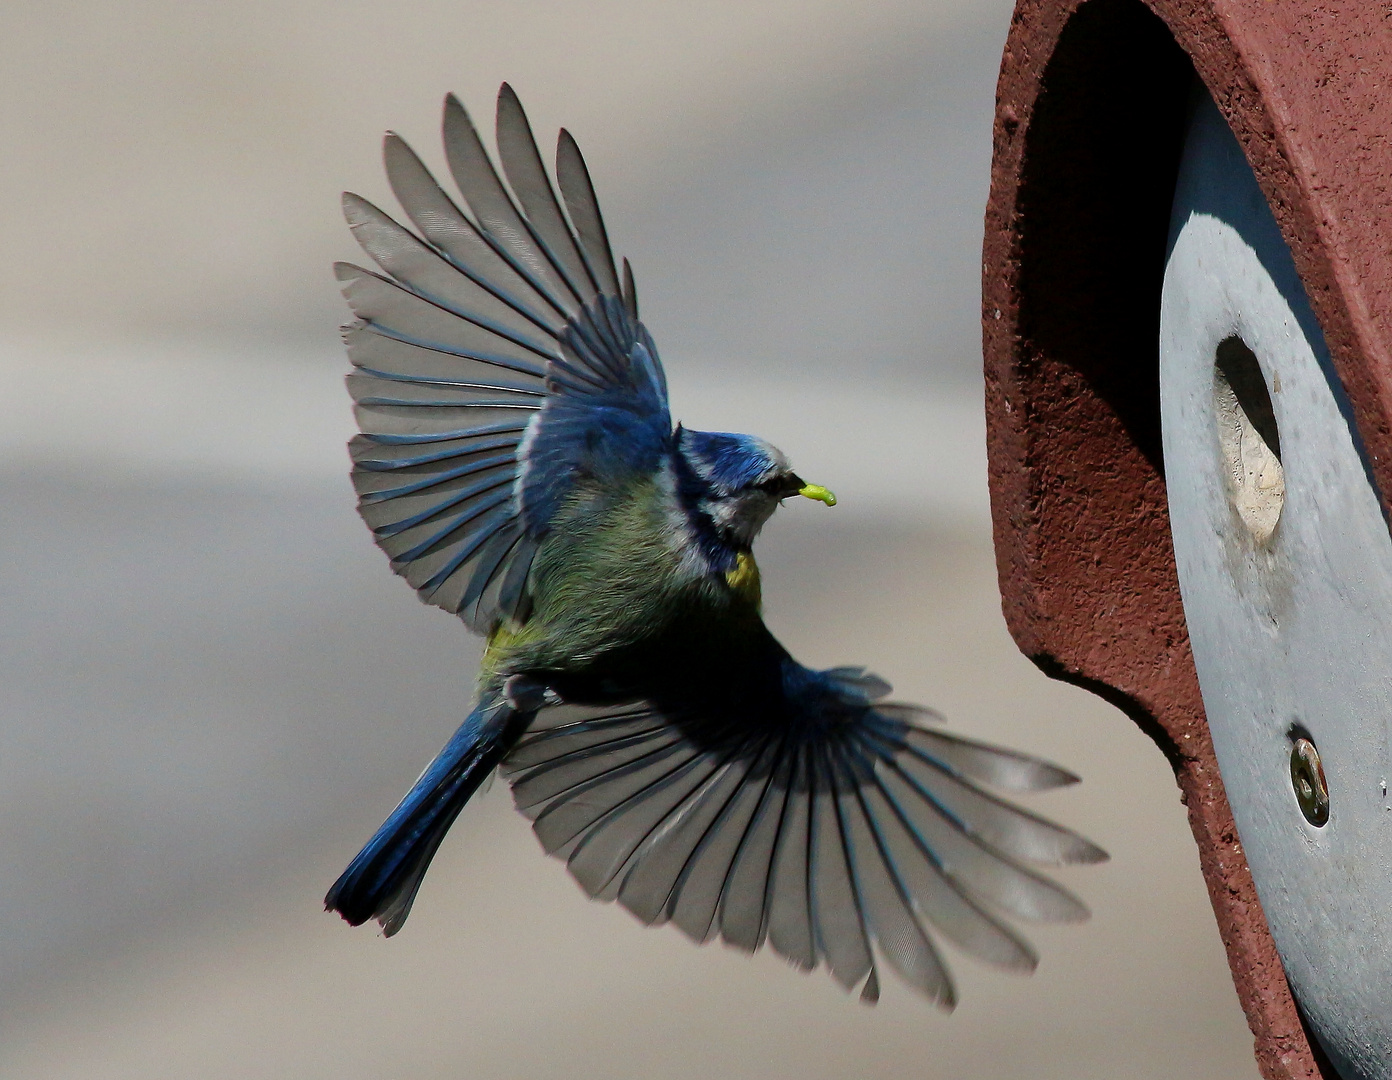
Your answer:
[622,257,638,317]
[381,130,407,160]
[496,82,524,129]
[340,190,369,222]
[1024,761,1083,791]
[442,91,468,127]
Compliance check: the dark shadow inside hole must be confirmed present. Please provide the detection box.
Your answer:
[1216,336,1281,459]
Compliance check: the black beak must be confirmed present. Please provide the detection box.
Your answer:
[755,472,805,499]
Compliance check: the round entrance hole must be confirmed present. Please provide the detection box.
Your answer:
[1213,336,1284,542]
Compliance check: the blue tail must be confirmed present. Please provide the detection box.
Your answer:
[325,696,525,934]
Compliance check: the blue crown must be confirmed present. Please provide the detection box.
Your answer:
[677,427,785,493]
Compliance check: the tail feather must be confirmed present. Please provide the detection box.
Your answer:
[326,697,525,935]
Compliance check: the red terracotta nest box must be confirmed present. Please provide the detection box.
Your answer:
[984,1,1392,1077]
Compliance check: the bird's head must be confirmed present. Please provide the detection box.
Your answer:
[675,427,835,547]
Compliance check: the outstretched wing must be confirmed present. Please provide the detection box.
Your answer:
[339,85,670,631]
[500,663,1107,1007]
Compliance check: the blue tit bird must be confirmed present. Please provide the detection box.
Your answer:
[325,84,1106,1006]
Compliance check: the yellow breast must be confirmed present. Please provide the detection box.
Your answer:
[724,550,762,608]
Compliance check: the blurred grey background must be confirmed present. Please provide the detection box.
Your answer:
[0,1,1262,1076]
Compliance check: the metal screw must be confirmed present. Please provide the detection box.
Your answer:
[1290,737,1329,827]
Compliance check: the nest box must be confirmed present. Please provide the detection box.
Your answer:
[983,2,1392,1077]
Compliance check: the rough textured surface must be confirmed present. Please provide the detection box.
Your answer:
[983,0,1392,1076]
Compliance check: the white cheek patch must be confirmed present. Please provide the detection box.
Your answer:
[701,491,779,546]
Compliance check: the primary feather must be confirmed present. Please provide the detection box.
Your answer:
[327,85,1105,1007]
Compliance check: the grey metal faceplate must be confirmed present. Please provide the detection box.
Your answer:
[1161,92,1392,1078]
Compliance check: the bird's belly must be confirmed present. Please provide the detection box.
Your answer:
[515,598,776,712]
[487,511,711,671]
[487,477,768,694]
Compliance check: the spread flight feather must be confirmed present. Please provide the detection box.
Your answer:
[326,85,1105,1007]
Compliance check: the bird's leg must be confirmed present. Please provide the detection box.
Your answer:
[504,673,552,713]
